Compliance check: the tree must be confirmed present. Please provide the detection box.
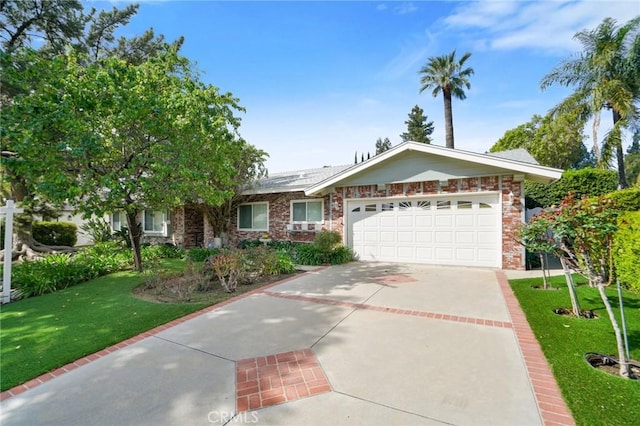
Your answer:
[625,131,640,185]
[490,113,588,169]
[1,49,250,271]
[520,195,632,378]
[541,17,640,188]
[0,1,174,260]
[375,137,392,154]
[400,105,434,144]
[200,143,268,244]
[419,50,473,149]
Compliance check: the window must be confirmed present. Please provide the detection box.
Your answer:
[111,211,124,232]
[143,210,167,234]
[479,202,493,209]
[365,204,377,212]
[399,201,412,211]
[238,203,268,230]
[437,201,451,210]
[457,201,473,209]
[291,200,323,223]
[381,203,394,211]
[417,201,431,210]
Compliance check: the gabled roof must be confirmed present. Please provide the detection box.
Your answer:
[243,164,352,195]
[487,148,539,165]
[304,142,563,196]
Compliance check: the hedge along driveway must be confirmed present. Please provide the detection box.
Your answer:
[0,260,206,391]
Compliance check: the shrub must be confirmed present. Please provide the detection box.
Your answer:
[614,211,640,292]
[525,168,618,209]
[32,221,78,247]
[313,230,342,256]
[142,262,204,302]
[80,218,113,243]
[604,188,640,212]
[294,243,324,265]
[209,251,243,293]
[10,242,131,298]
[186,247,220,262]
[327,245,355,264]
[275,250,296,274]
[142,244,185,261]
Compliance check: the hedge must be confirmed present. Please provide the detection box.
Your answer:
[525,168,618,209]
[32,221,78,247]
[604,187,640,212]
[614,211,640,292]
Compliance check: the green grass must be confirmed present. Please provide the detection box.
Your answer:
[510,275,640,426]
[0,259,209,391]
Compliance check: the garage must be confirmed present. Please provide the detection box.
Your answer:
[347,194,500,267]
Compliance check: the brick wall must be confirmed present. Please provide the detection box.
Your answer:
[501,176,525,269]
[223,175,526,270]
[228,192,330,244]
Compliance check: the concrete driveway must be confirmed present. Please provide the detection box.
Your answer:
[0,263,574,425]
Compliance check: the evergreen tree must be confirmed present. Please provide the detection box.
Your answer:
[400,105,434,144]
[375,137,392,154]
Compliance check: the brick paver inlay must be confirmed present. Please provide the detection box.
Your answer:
[236,349,331,412]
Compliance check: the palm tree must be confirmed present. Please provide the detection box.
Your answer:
[541,17,640,188]
[419,50,474,149]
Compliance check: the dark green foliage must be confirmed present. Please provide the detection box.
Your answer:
[313,230,342,256]
[32,221,77,246]
[375,137,392,154]
[614,211,640,291]
[186,247,220,262]
[141,244,185,261]
[9,243,131,298]
[400,105,434,144]
[525,168,618,208]
[292,232,356,265]
[80,218,113,244]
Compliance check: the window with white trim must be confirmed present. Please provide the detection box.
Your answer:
[238,202,268,231]
[143,210,168,235]
[111,211,125,232]
[291,199,323,223]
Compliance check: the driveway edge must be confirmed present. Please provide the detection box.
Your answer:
[495,270,576,426]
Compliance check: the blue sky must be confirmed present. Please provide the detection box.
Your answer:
[93,1,639,172]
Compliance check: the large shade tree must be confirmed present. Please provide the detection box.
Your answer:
[1,48,250,270]
[541,16,640,188]
[419,50,473,149]
[490,112,588,169]
[1,1,176,260]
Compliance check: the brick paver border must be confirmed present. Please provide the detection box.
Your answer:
[261,290,513,329]
[236,349,331,412]
[0,269,324,402]
[496,271,576,426]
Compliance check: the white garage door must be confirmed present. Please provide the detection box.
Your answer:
[347,194,500,267]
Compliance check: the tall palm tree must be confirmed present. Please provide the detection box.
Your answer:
[541,17,640,188]
[419,50,474,149]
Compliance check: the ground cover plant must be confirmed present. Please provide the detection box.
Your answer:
[510,274,640,425]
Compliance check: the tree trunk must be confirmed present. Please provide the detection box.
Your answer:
[126,210,143,272]
[597,283,630,378]
[443,88,454,149]
[560,257,582,317]
[612,109,627,189]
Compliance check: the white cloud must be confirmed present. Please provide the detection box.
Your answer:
[444,0,640,54]
[395,2,418,15]
[376,3,388,11]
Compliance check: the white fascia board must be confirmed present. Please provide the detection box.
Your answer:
[305,142,563,195]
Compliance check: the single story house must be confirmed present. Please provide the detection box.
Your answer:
[110,142,563,270]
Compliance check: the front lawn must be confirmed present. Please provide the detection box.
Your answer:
[0,259,280,391]
[510,275,640,426]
